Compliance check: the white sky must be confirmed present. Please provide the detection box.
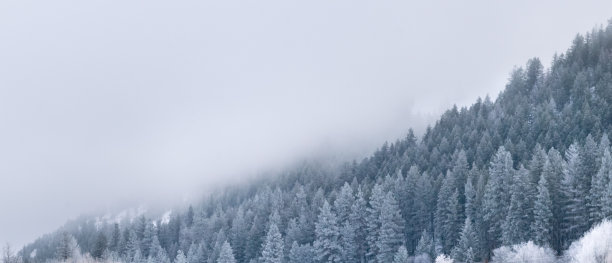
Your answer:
[1,0,612,248]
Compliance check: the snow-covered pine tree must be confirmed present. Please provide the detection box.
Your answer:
[284,218,301,258]
[313,200,342,263]
[414,171,434,246]
[528,145,548,231]
[531,171,554,247]
[148,235,163,261]
[451,150,469,218]
[472,165,488,260]
[415,230,433,260]
[464,176,477,228]
[589,147,611,223]
[366,183,385,261]
[376,192,404,263]
[125,230,140,262]
[135,216,147,241]
[434,171,460,254]
[350,187,368,263]
[581,135,600,229]
[561,142,588,246]
[334,183,353,222]
[544,148,565,252]
[56,232,79,262]
[288,242,315,263]
[92,232,108,260]
[502,166,531,245]
[268,210,282,234]
[603,163,612,219]
[186,243,198,263]
[392,246,410,263]
[153,246,170,263]
[400,166,418,253]
[483,147,514,249]
[261,223,284,263]
[109,223,121,253]
[133,250,143,263]
[209,230,228,263]
[141,222,154,257]
[333,183,356,262]
[464,247,476,263]
[174,250,187,263]
[529,144,547,189]
[217,241,236,263]
[230,206,248,263]
[451,217,479,263]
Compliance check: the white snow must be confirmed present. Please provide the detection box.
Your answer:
[565,220,612,263]
[434,254,453,263]
[491,241,556,263]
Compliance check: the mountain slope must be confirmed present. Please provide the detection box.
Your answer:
[17,21,612,263]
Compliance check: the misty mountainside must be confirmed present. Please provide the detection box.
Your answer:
[14,22,612,263]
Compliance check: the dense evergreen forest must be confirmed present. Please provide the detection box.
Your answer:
[12,21,612,263]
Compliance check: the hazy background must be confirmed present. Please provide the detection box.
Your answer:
[1,0,612,248]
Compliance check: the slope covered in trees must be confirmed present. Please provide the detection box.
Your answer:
[15,21,612,263]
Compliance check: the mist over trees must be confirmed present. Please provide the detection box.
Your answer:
[14,21,612,263]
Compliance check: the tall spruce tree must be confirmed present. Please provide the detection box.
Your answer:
[528,145,548,227]
[124,230,140,262]
[313,201,341,263]
[350,187,368,263]
[333,183,356,262]
[109,223,121,253]
[434,171,460,254]
[502,166,531,245]
[261,223,284,263]
[414,171,434,242]
[56,232,78,261]
[544,148,565,252]
[581,135,600,229]
[230,206,247,263]
[376,192,404,263]
[141,223,154,257]
[366,184,385,261]
[217,241,236,263]
[392,246,410,263]
[531,172,554,247]
[483,147,514,250]
[414,230,433,260]
[400,167,418,253]
[561,143,588,246]
[92,232,108,260]
[451,150,469,219]
[451,217,479,263]
[464,247,476,263]
[464,176,478,228]
[288,242,314,263]
[589,148,612,223]
[603,161,612,219]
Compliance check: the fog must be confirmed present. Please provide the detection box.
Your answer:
[1,0,611,248]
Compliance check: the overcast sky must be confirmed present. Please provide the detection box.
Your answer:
[1,0,612,248]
